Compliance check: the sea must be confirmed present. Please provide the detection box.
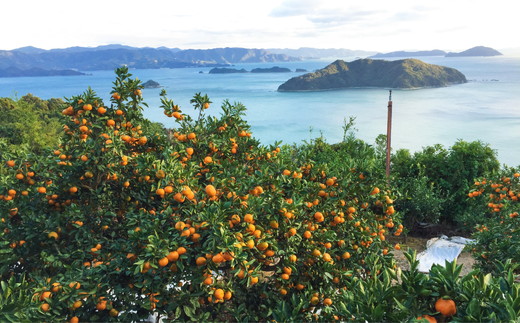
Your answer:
[1,56,519,167]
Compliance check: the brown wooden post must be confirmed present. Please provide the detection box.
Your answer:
[386,90,392,181]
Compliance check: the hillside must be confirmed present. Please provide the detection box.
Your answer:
[277,58,467,91]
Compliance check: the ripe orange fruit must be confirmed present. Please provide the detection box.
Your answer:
[69,281,81,289]
[72,300,83,309]
[435,297,456,316]
[69,316,79,323]
[205,185,217,197]
[203,276,213,285]
[196,257,207,266]
[158,257,169,267]
[40,303,50,312]
[97,106,107,114]
[224,290,232,300]
[323,298,333,306]
[40,291,52,301]
[342,251,351,259]
[177,246,187,255]
[48,231,59,239]
[167,251,179,262]
[214,288,224,300]
[6,160,15,167]
[204,156,213,164]
[37,187,47,194]
[112,92,121,100]
[96,299,107,311]
[244,213,254,223]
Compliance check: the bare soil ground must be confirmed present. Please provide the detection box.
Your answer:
[390,235,476,276]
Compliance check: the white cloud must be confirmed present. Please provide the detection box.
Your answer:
[0,0,518,52]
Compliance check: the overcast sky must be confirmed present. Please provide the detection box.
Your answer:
[2,0,518,52]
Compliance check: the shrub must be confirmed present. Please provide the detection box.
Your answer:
[392,141,500,228]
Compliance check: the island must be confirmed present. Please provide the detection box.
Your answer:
[208,68,248,74]
[0,67,85,78]
[142,80,161,88]
[277,58,467,92]
[250,66,291,73]
[445,46,502,57]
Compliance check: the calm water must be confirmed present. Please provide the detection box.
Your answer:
[1,56,519,166]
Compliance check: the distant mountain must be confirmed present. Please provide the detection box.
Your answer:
[209,66,292,74]
[371,50,447,58]
[277,58,467,91]
[174,48,297,64]
[0,66,85,77]
[268,47,376,59]
[0,45,300,73]
[446,46,502,57]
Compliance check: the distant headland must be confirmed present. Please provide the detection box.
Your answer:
[277,58,467,91]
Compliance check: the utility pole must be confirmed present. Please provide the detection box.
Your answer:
[386,90,392,181]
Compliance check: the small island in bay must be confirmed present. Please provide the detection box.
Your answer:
[277,58,467,92]
[142,80,161,88]
[250,66,291,73]
[209,68,248,74]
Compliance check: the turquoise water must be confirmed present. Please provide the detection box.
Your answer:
[1,56,519,166]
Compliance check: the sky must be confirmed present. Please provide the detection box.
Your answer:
[2,0,518,53]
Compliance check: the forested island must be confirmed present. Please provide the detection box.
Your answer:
[278,58,467,91]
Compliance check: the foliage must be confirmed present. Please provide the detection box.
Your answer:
[392,141,500,228]
[335,250,520,322]
[0,274,35,322]
[468,170,520,274]
[0,95,65,154]
[0,67,402,322]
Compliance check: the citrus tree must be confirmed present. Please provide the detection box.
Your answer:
[0,67,402,322]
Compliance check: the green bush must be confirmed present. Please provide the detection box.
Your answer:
[392,141,500,228]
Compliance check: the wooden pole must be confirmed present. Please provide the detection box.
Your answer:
[386,90,392,181]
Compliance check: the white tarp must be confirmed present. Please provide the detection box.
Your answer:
[417,235,475,273]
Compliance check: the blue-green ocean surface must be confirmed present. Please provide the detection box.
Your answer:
[1,56,519,166]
